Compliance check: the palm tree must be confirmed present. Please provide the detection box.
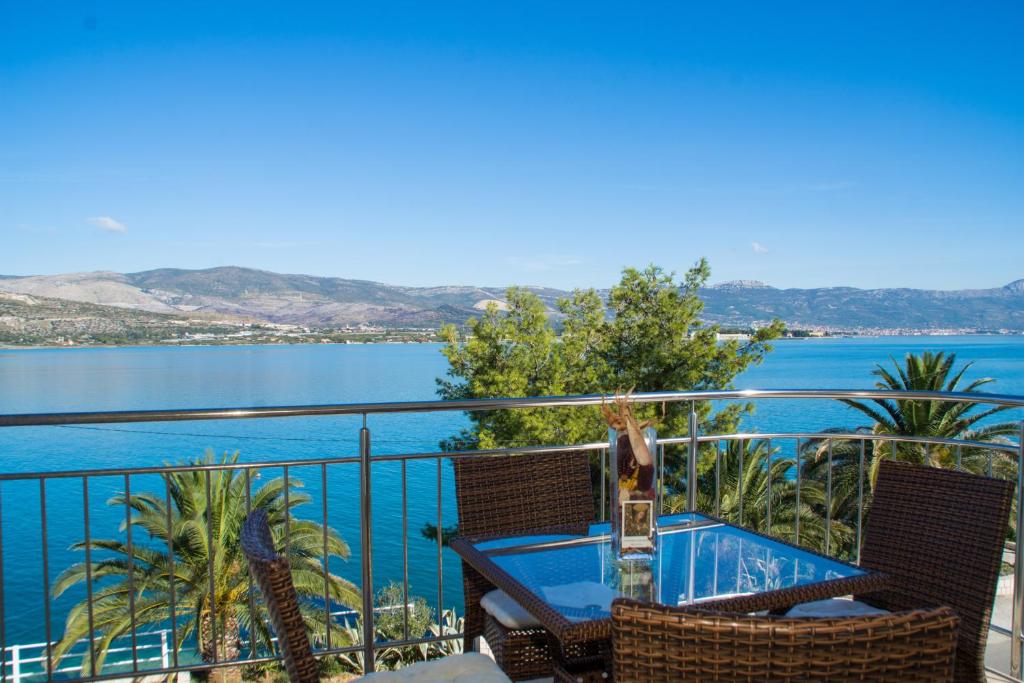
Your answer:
[840,351,1017,482]
[51,451,361,679]
[666,439,850,554]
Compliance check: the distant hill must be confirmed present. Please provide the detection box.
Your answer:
[0,290,247,345]
[700,279,1024,330]
[0,267,1021,332]
[0,267,565,328]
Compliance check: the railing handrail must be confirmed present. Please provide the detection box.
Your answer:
[2,388,1023,428]
[0,429,1018,483]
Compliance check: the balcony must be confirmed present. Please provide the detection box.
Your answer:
[0,390,1022,682]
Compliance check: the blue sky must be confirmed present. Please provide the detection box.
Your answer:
[2,1,1021,290]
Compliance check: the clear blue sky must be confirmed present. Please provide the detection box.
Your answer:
[2,1,1021,290]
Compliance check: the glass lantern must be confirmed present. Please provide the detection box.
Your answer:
[609,425,658,558]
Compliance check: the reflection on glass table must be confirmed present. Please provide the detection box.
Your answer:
[473,512,865,623]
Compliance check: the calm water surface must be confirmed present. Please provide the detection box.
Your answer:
[0,337,1022,649]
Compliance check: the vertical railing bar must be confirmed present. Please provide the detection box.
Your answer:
[687,402,698,511]
[245,467,255,660]
[0,483,5,683]
[737,439,744,526]
[988,450,994,477]
[766,438,773,534]
[658,443,665,515]
[714,440,721,518]
[164,476,179,669]
[40,480,54,681]
[359,415,375,672]
[795,438,801,545]
[204,470,218,664]
[82,477,96,678]
[857,439,866,565]
[322,463,332,651]
[686,506,697,605]
[599,448,607,522]
[436,458,444,640]
[401,460,409,642]
[124,474,138,672]
[956,444,963,471]
[283,465,291,560]
[1011,421,1024,677]
[825,439,833,556]
[244,463,252,508]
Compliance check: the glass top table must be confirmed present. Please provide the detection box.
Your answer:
[451,512,887,645]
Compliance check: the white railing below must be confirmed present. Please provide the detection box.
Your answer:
[3,631,171,683]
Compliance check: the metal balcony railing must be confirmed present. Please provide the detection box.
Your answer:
[0,389,1022,681]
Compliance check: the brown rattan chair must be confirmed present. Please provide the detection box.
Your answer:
[241,509,321,683]
[611,597,960,682]
[854,460,1014,683]
[453,450,595,681]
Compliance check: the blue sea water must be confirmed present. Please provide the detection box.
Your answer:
[0,337,1022,651]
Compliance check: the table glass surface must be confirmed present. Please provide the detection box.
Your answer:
[473,513,864,623]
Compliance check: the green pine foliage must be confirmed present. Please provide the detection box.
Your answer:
[437,262,785,452]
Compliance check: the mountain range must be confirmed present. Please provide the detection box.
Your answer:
[0,267,1022,332]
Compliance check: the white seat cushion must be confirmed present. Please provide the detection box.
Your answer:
[356,652,511,682]
[786,598,891,618]
[480,589,542,629]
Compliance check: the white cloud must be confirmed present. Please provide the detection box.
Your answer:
[505,255,583,271]
[751,241,769,254]
[88,216,126,233]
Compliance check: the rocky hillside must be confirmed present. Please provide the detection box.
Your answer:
[0,267,1021,331]
[0,268,565,327]
[0,290,246,345]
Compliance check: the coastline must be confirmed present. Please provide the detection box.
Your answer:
[2,332,1022,352]
[0,339,445,351]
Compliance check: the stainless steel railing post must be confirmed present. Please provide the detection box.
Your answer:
[794,438,801,544]
[687,402,698,511]
[359,415,375,673]
[649,428,660,515]
[1012,421,1024,677]
[600,448,607,522]
[856,439,865,565]
[766,438,773,533]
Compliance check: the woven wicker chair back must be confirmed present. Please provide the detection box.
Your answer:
[241,510,320,683]
[453,450,595,538]
[861,460,1013,683]
[611,598,959,682]
[453,450,596,678]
